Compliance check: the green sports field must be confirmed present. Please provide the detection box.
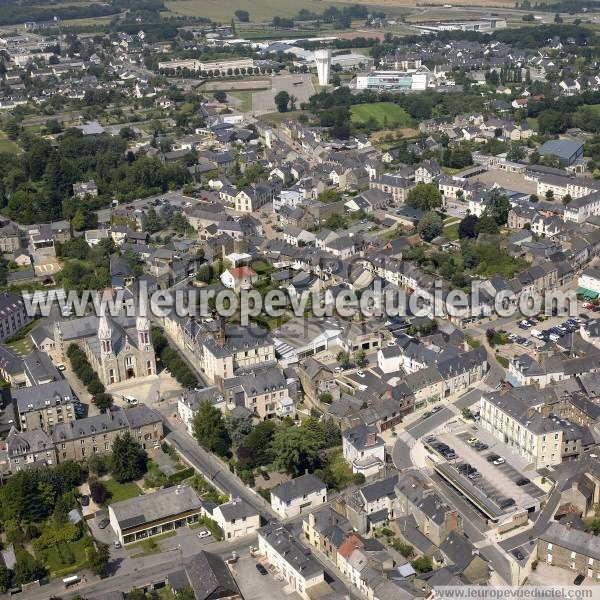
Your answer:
[350,102,414,129]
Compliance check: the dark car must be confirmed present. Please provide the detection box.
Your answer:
[79,494,90,506]
[256,564,268,575]
[516,478,531,486]
[98,518,110,529]
[423,411,433,419]
[473,442,489,451]
[574,574,585,586]
[487,453,501,463]
[513,550,524,561]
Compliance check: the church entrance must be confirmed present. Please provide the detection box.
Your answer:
[126,367,135,379]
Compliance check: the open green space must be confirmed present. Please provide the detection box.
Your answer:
[39,535,93,577]
[0,137,20,154]
[350,102,413,129]
[102,478,143,505]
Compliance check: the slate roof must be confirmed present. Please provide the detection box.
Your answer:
[271,473,326,502]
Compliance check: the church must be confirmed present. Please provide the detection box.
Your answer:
[52,313,157,386]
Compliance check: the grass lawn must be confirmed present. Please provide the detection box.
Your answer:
[444,222,460,241]
[103,479,143,505]
[0,137,20,154]
[350,102,413,129]
[40,535,92,577]
[227,90,253,112]
[258,110,307,126]
[526,117,539,131]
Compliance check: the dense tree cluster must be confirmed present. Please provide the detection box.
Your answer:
[111,431,149,483]
[0,128,189,225]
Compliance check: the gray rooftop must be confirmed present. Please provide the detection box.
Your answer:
[110,484,201,530]
[271,473,326,502]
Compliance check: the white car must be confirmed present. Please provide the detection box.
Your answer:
[357,370,366,378]
[113,540,121,549]
[197,529,211,539]
[56,363,66,371]
[334,366,344,373]
[493,457,505,465]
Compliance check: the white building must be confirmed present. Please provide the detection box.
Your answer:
[355,69,430,91]
[342,423,385,478]
[578,268,600,296]
[258,523,324,599]
[314,49,332,86]
[212,498,260,541]
[270,473,327,519]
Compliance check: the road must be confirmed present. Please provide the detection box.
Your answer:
[406,407,455,439]
[166,429,276,521]
[499,488,561,552]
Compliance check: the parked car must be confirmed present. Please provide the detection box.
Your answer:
[574,574,585,586]
[334,366,343,373]
[493,457,505,465]
[468,471,482,480]
[113,540,121,549]
[256,564,268,575]
[197,530,211,540]
[424,436,437,444]
[98,518,110,529]
[513,549,524,561]
[356,370,365,378]
[467,436,478,445]
[79,495,89,506]
[487,454,501,463]
[516,478,531,486]
[423,411,433,419]
[473,442,489,451]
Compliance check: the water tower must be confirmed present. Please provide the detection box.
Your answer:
[314,48,332,86]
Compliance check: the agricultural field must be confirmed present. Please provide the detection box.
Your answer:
[165,0,341,21]
[351,102,414,129]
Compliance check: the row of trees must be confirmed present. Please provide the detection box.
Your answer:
[67,343,113,410]
[151,327,199,388]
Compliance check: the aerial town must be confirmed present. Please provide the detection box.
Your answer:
[3,0,600,598]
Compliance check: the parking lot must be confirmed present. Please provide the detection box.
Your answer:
[233,556,301,600]
[425,427,546,518]
[493,311,595,363]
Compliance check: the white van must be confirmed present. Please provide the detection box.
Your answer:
[530,329,543,339]
[125,395,138,406]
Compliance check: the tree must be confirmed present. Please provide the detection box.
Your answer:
[14,548,45,585]
[213,91,227,103]
[475,215,499,235]
[226,414,253,448]
[237,420,276,469]
[272,424,322,475]
[458,214,479,239]
[89,480,107,504]
[111,431,148,483]
[406,183,443,211]
[274,91,290,113]
[88,542,110,577]
[411,555,433,574]
[546,189,554,200]
[336,351,350,368]
[417,211,443,242]
[192,400,231,457]
[234,9,250,21]
[354,348,368,367]
[485,191,511,225]
[0,564,11,594]
[529,194,539,203]
[563,193,572,205]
